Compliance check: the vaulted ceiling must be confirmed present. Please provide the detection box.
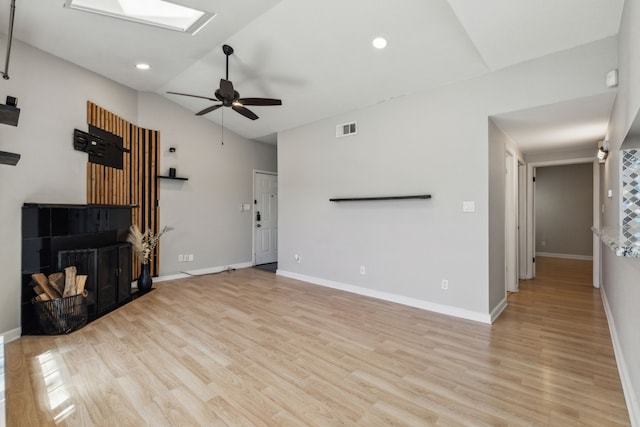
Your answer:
[0,0,625,149]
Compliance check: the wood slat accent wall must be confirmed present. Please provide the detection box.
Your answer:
[86,101,161,278]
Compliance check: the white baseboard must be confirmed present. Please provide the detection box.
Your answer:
[601,286,640,427]
[1,328,21,344]
[536,252,593,261]
[156,261,254,282]
[276,270,492,324]
[490,297,507,323]
[154,273,190,282]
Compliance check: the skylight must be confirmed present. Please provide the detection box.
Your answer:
[64,0,215,34]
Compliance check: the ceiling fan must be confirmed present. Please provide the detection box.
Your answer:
[168,44,282,120]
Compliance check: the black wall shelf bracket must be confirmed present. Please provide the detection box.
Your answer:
[330,194,432,202]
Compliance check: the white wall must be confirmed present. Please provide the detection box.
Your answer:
[137,93,276,275]
[0,39,138,338]
[278,37,617,321]
[600,0,640,423]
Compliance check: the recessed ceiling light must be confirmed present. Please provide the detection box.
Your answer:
[136,63,150,70]
[372,37,387,49]
[64,0,215,34]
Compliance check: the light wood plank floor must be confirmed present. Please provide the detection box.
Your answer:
[6,258,629,426]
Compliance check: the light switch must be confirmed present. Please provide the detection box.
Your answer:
[463,201,475,213]
[607,189,613,198]
[606,69,618,88]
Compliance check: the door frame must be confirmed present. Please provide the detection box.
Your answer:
[525,157,599,287]
[252,169,278,266]
[505,147,519,294]
[518,160,527,279]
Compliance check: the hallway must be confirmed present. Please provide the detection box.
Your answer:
[498,256,627,424]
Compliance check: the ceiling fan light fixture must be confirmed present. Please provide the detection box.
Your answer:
[372,37,387,49]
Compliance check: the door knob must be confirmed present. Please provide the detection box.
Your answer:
[257,224,262,227]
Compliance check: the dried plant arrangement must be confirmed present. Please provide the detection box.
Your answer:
[127,225,174,264]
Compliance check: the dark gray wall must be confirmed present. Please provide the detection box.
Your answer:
[535,163,593,257]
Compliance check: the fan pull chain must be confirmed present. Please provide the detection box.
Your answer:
[221,108,224,145]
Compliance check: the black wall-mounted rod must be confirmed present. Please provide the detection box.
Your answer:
[330,195,432,202]
[2,0,16,80]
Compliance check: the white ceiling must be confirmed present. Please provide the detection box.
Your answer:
[0,0,625,150]
[492,92,617,154]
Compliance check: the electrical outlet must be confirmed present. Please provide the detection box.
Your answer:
[188,254,194,262]
[360,265,366,275]
[178,254,184,262]
[441,279,449,290]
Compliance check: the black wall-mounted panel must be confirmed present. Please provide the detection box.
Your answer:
[73,129,105,157]
[88,125,125,169]
[0,150,20,165]
[22,206,50,238]
[0,104,20,126]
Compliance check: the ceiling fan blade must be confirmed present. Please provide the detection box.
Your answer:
[237,97,282,106]
[232,104,259,120]
[167,91,217,102]
[196,104,223,116]
[220,79,235,99]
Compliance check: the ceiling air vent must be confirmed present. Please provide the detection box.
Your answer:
[336,122,357,138]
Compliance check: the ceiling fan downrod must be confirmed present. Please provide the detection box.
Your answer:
[2,0,16,80]
[222,44,233,80]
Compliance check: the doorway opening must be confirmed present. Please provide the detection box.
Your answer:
[525,158,599,287]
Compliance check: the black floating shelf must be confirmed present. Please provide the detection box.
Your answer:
[330,194,432,202]
[158,175,188,181]
[0,150,20,165]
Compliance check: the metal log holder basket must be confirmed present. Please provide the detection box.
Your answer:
[32,293,88,335]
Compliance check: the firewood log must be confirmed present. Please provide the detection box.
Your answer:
[75,275,88,296]
[48,272,65,296]
[35,293,50,302]
[63,266,77,297]
[31,273,61,300]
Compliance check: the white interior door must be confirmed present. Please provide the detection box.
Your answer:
[254,172,278,265]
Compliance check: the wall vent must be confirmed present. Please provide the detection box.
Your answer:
[336,122,357,137]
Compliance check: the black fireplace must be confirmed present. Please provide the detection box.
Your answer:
[22,203,133,334]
